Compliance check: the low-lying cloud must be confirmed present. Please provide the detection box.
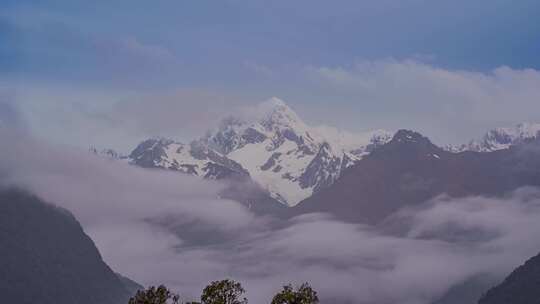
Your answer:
[2,128,540,303]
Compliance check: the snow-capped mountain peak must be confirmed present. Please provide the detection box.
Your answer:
[259,97,305,130]
[496,122,540,140]
[447,122,540,152]
[127,98,392,206]
[205,97,320,156]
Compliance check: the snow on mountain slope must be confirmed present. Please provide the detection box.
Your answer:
[128,97,392,206]
[446,122,540,152]
[314,125,392,158]
[128,138,249,180]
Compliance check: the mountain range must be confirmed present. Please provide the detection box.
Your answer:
[107,98,540,212]
[293,129,540,223]
[446,122,540,153]
[125,98,392,207]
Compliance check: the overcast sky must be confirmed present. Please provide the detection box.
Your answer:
[2,0,540,151]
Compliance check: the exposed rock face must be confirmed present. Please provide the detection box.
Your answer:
[299,142,342,193]
[0,188,137,304]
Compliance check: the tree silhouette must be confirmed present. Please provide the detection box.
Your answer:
[271,283,319,304]
[200,279,247,304]
[128,285,180,304]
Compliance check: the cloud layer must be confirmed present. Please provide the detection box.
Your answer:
[304,60,540,144]
[2,128,540,303]
[6,59,540,153]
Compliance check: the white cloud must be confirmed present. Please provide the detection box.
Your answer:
[10,59,540,153]
[306,60,540,144]
[115,36,178,63]
[243,61,275,77]
[8,84,255,152]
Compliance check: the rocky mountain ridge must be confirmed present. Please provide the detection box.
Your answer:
[293,128,540,223]
[446,122,540,152]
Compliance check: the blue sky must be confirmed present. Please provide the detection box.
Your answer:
[2,0,540,150]
[4,0,540,81]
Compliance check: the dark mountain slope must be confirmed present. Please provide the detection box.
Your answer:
[432,274,500,304]
[478,252,540,304]
[292,130,540,224]
[0,188,136,304]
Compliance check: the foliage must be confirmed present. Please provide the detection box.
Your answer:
[270,283,319,304]
[128,285,180,304]
[200,279,248,304]
[127,280,319,304]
